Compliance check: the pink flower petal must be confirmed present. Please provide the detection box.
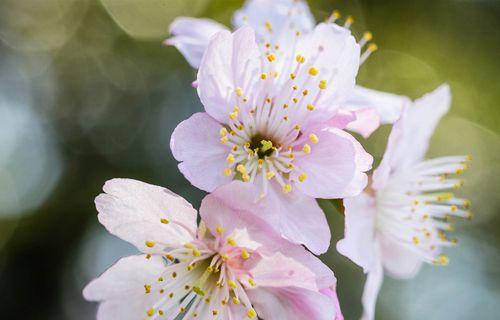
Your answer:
[247,286,335,320]
[294,126,372,199]
[336,193,378,273]
[360,250,384,320]
[95,179,197,253]
[170,112,232,192]
[345,108,381,139]
[379,233,424,279]
[320,286,344,320]
[264,182,331,254]
[197,26,261,123]
[166,17,228,68]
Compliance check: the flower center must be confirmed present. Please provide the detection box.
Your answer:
[249,135,277,159]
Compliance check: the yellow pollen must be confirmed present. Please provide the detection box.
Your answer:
[265,42,271,48]
[220,136,229,144]
[228,280,237,289]
[192,248,201,257]
[265,21,273,32]
[144,284,151,294]
[216,226,225,234]
[260,73,267,80]
[283,103,289,109]
[307,104,315,111]
[267,53,276,62]
[368,43,378,52]
[412,236,420,245]
[226,154,235,164]
[229,111,238,120]
[220,127,228,137]
[292,97,298,103]
[232,297,240,305]
[319,80,327,90]
[309,133,319,143]
[302,89,309,96]
[363,31,373,41]
[247,308,257,318]
[298,173,307,182]
[212,310,219,316]
[241,249,251,260]
[248,278,256,286]
[147,308,155,317]
[224,168,232,176]
[221,254,229,261]
[283,116,289,121]
[145,241,156,248]
[160,218,169,224]
[282,184,292,193]
[294,124,301,130]
[290,73,296,80]
[235,87,243,97]
[296,54,305,64]
[302,144,311,154]
[266,171,276,180]
[159,310,164,315]
[236,164,247,174]
[331,9,341,19]
[345,16,354,25]
[184,243,194,249]
[146,254,151,259]
[308,67,319,76]
[227,237,236,246]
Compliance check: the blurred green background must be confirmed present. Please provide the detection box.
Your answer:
[0,0,498,319]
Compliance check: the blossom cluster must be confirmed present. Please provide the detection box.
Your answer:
[83,1,472,319]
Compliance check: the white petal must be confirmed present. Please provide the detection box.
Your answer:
[197,26,261,123]
[95,179,197,252]
[166,17,228,68]
[233,0,315,43]
[360,247,384,320]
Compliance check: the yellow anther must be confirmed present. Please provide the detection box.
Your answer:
[229,111,238,120]
[294,124,301,130]
[147,308,155,317]
[232,297,240,305]
[160,218,170,224]
[159,310,164,315]
[309,133,319,143]
[260,140,273,152]
[292,97,298,104]
[241,248,251,259]
[226,154,235,164]
[296,54,306,64]
[267,53,276,62]
[266,171,276,180]
[247,308,257,318]
[450,205,458,212]
[290,73,296,80]
[237,164,247,174]
[248,278,256,286]
[184,243,194,249]
[192,248,201,257]
[345,16,354,25]
[308,67,319,76]
[220,127,228,137]
[283,116,289,121]
[265,21,273,32]
[224,168,232,176]
[298,173,307,182]
[437,255,449,266]
[220,136,229,144]
[368,43,378,52]
[260,73,267,80]
[331,9,341,19]
[212,310,219,316]
[145,241,156,248]
[146,254,151,259]
[216,226,225,234]
[412,236,420,245]
[144,284,152,294]
[221,254,229,261]
[363,31,373,41]
[282,184,292,193]
[242,173,250,182]
[227,237,236,246]
[235,87,243,97]
[319,79,327,90]
[302,144,311,154]
[228,280,237,289]
[307,104,315,111]
[288,153,295,159]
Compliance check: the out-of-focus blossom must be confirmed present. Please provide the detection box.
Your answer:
[171,26,372,254]
[166,0,409,138]
[84,179,338,320]
[337,84,472,320]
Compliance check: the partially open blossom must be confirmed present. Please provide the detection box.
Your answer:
[337,84,472,320]
[83,179,338,320]
[170,25,372,254]
[166,0,409,138]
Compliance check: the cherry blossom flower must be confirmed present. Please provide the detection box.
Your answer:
[83,179,339,320]
[166,0,409,138]
[170,25,372,254]
[337,84,472,320]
